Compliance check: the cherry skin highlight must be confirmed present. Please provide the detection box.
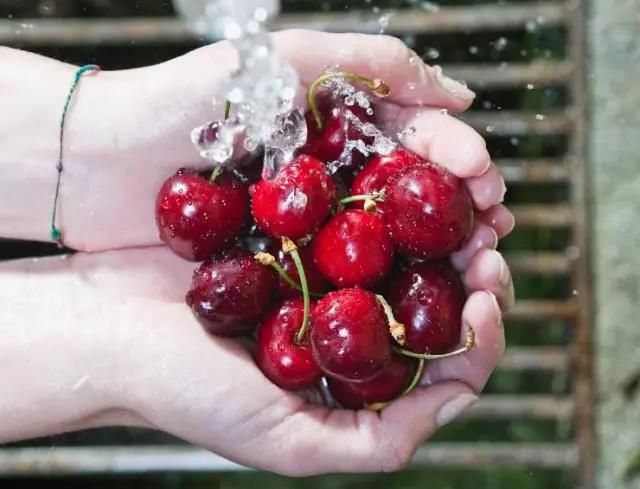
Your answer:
[156,170,248,262]
[387,261,466,354]
[272,244,331,299]
[328,354,415,409]
[310,288,392,382]
[255,299,323,391]
[383,163,474,259]
[312,209,394,288]
[186,249,276,337]
[250,155,335,240]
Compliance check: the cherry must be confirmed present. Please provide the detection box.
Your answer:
[272,244,331,299]
[250,155,335,240]
[383,163,473,259]
[387,261,465,354]
[328,354,415,410]
[312,210,394,288]
[186,249,276,337]
[351,148,423,203]
[255,299,322,391]
[310,288,392,382]
[156,170,248,262]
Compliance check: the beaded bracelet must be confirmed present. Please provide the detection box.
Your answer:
[50,64,100,246]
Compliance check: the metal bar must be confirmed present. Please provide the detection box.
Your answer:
[504,252,573,274]
[565,0,596,486]
[465,395,574,420]
[496,158,570,183]
[446,61,574,89]
[511,204,573,228]
[506,300,579,320]
[0,443,578,475]
[0,4,568,45]
[460,111,574,136]
[500,347,570,371]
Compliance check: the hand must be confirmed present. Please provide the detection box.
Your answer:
[49,30,513,252]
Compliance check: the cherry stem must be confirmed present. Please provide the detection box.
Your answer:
[308,72,391,130]
[393,328,476,360]
[224,100,231,120]
[365,359,425,412]
[282,238,311,343]
[209,165,224,183]
[339,191,385,205]
[254,252,324,299]
[375,294,406,346]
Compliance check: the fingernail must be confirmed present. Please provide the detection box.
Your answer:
[485,290,501,317]
[498,175,507,203]
[434,66,475,101]
[436,393,478,428]
[488,250,510,289]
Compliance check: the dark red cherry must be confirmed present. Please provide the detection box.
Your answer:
[388,261,465,354]
[310,288,392,382]
[186,249,276,337]
[302,92,374,168]
[250,155,335,240]
[383,163,473,259]
[312,210,394,288]
[272,245,331,299]
[255,299,322,391]
[156,171,248,261]
[328,354,415,409]
[351,148,423,202]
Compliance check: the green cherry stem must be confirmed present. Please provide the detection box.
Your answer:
[308,72,391,130]
[365,358,425,412]
[393,328,476,360]
[254,252,324,299]
[209,165,224,183]
[339,191,385,213]
[282,238,312,343]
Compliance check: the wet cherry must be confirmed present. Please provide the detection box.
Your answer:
[250,155,335,240]
[312,210,394,288]
[156,170,248,261]
[310,288,392,382]
[387,261,465,354]
[328,354,415,410]
[272,244,331,299]
[186,249,276,337]
[351,148,423,202]
[383,163,474,259]
[255,299,322,391]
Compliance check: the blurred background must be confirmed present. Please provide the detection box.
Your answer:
[0,0,638,488]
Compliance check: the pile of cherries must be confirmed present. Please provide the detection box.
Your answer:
[155,73,476,411]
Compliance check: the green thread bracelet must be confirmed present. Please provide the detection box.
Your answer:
[50,64,100,245]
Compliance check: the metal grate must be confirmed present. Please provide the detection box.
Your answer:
[0,1,594,487]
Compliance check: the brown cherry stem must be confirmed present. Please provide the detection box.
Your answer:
[365,358,425,412]
[375,294,406,346]
[308,72,391,130]
[393,328,476,360]
[282,238,312,343]
[254,252,324,299]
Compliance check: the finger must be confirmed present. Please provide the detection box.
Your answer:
[377,104,491,179]
[464,163,507,211]
[273,30,475,114]
[464,249,515,312]
[450,221,498,272]
[477,204,516,239]
[421,290,505,393]
[270,381,475,475]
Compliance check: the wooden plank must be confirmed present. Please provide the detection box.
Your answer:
[500,347,570,371]
[465,395,574,420]
[511,204,574,227]
[461,111,574,136]
[496,158,569,183]
[504,252,573,274]
[0,443,577,475]
[0,4,568,45]
[446,61,574,88]
[507,300,579,321]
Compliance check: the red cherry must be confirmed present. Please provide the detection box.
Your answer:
[328,354,415,409]
[383,163,473,258]
[388,261,465,354]
[250,155,336,240]
[302,92,373,168]
[312,210,394,288]
[351,148,423,203]
[156,171,248,261]
[272,245,331,299]
[255,299,322,391]
[310,288,392,382]
[186,250,276,337]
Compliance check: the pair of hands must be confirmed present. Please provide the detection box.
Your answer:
[7,31,514,475]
